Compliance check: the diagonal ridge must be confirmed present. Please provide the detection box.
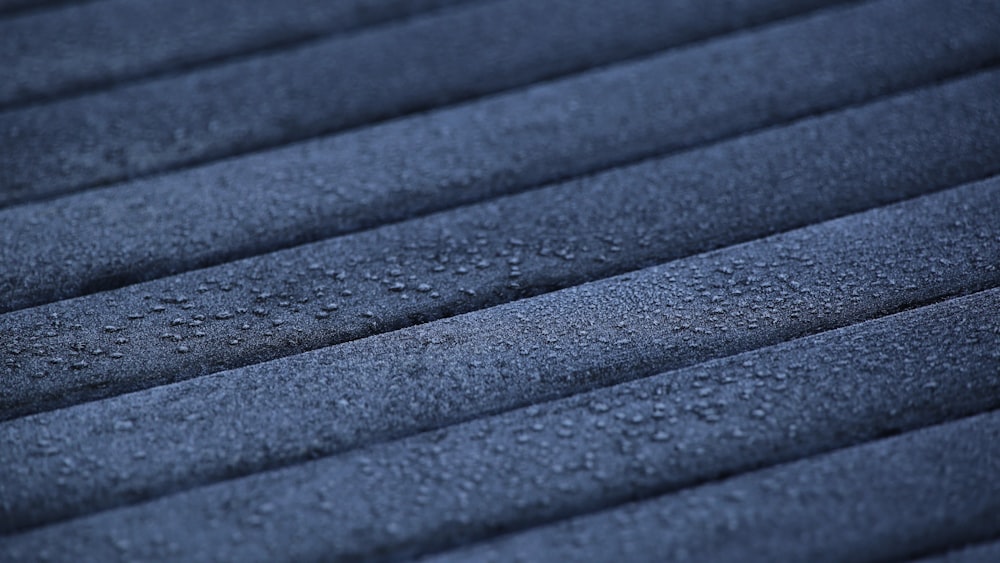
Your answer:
[3,67,999,419]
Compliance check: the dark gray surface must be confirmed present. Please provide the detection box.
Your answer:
[3,0,999,312]
[427,410,1000,563]
[2,180,997,534]
[0,0,854,205]
[0,0,471,108]
[4,69,1000,419]
[1,290,997,558]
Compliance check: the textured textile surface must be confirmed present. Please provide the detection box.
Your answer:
[1,1,999,561]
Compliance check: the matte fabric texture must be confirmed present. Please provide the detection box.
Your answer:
[4,0,1000,311]
[4,70,999,419]
[1,0,999,561]
[0,0,472,108]
[919,541,1000,563]
[3,290,999,556]
[0,0,855,203]
[429,411,1000,563]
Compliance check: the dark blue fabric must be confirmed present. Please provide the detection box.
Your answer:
[1,0,998,560]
